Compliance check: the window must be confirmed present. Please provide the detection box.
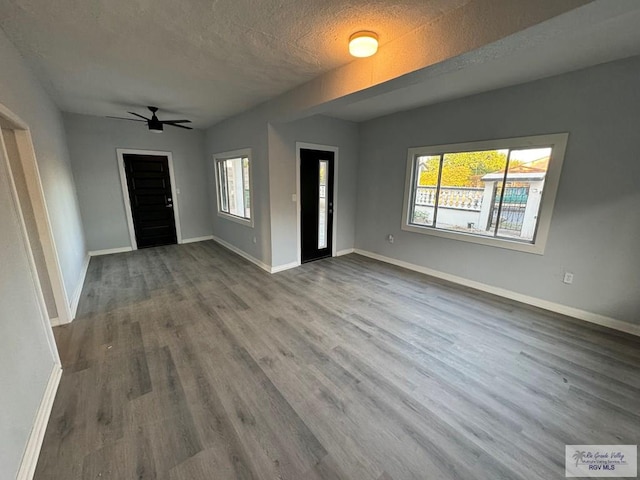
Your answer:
[214,149,253,226]
[402,133,568,254]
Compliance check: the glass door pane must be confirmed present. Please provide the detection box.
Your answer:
[318,160,328,249]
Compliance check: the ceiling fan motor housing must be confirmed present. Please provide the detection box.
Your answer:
[107,106,192,131]
[148,117,164,132]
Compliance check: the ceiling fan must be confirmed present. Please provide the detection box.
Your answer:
[107,106,193,133]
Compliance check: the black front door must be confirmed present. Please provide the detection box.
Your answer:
[123,154,177,249]
[300,148,334,263]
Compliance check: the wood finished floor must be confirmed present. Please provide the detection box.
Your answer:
[35,241,640,480]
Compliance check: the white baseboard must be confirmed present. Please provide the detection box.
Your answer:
[181,235,214,244]
[354,249,640,338]
[17,364,62,480]
[88,246,133,256]
[211,235,272,273]
[69,254,90,321]
[270,249,353,273]
[89,238,215,254]
[271,261,299,273]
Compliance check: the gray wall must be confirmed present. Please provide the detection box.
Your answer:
[0,141,58,479]
[0,28,70,478]
[206,112,359,269]
[205,110,272,265]
[0,29,86,303]
[64,113,211,251]
[356,56,640,324]
[268,116,359,267]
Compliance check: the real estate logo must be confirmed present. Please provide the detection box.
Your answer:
[566,445,637,477]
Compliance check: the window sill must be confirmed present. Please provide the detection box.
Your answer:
[217,211,254,228]
[401,222,545,255]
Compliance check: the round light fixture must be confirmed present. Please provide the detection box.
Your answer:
[349,31,378,58]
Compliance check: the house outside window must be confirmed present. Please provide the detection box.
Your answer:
[214,148,253,226]
[402,133,568,254]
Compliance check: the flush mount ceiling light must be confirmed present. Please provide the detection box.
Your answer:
[349,31,378,58]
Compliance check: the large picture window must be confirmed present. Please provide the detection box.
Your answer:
[402,134,568,254]
[214,149,253,226]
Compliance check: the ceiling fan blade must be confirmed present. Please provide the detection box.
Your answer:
[162,119,192,124]
[165,123,193,130]
[106,116,146,122]
[127,112,151,121]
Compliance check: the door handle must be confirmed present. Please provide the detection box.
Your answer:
[166,204,173,208]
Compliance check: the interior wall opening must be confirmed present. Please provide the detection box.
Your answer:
[0,104,72,325]
[1,128,58,319]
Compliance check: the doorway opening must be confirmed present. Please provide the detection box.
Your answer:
[116,149,182,249]
[0,103,72,325]
[297,144,337,263]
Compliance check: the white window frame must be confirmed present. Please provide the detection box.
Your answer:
[213,148,254,227]
[401,133,569,255]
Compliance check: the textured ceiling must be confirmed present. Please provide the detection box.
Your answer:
[0,0,471,127]
[324,1,640,121]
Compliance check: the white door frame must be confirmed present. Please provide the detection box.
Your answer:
[295,142,339,265]
[116,148,182,250]
[0,103,63,480]
[0,102,72,326]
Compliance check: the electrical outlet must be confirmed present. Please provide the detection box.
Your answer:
[252,236,257,244]
[388,234,394,244]
[563,272,574,284]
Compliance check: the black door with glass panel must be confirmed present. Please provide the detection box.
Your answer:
[300,149,334,263]
[123,154,177,248]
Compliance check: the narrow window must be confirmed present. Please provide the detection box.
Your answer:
[318,159,328,248]
[214,149,253,225]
